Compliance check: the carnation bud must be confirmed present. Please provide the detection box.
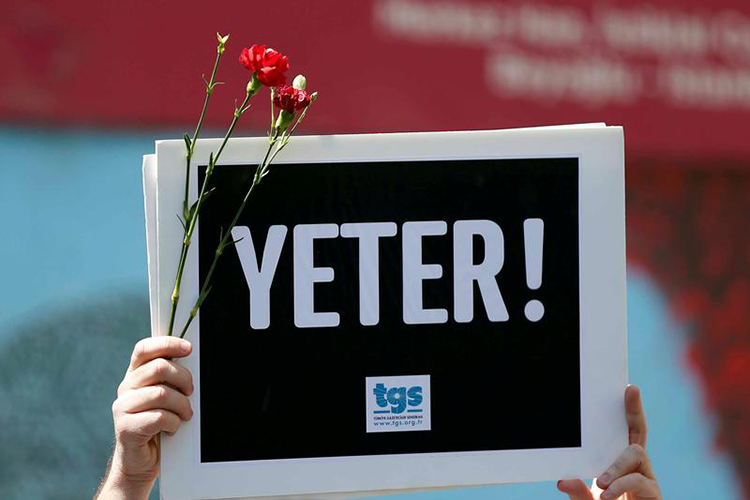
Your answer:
[275,109,295,132]
[216,33,230,45]
[216,33,229,54]
[292,75,307,91]
[246,73,262,97]
[310,91,318,102]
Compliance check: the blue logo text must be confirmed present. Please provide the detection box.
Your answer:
[373,383,423,414]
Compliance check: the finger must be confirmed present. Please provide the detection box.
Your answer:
[122,358,193,397]
[589,478,604,496]
[625,384,647,448]
[129,337,192,371]
[600,473,660,500]
[115,410,182,444]
[113,384,193,421]
[596,444,655,489]
[556,480,595,500]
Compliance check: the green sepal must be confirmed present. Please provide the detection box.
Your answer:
[216,33,229,45]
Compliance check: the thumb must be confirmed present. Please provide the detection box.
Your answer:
[557,480,595,500]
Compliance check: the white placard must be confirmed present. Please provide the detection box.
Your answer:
[148,125,628,500]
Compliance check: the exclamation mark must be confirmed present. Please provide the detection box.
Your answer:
[523,218,545,322]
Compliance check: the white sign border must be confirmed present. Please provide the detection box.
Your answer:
[154,126,628,500]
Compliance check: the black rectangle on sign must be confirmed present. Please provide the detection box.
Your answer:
[198,158,580,463]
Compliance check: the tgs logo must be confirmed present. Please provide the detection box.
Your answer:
[366,375,431,432]
[373,383,423,414]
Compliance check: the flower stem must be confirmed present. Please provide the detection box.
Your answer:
[268,87,276,142]
[177,96,318,339]
[167,39,226,337]
[167,90,253,336]
[184,48,223,217]
[178,140,276,339]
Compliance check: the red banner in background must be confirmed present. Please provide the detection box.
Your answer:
[2,0,750,160]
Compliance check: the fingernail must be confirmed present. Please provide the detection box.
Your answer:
[599,473,611,485]
[601,491,612,500]
[181,341,191,353]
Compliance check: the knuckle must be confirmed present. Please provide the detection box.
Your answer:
[178,396,193,419]
[607,462,621,476]
[152,385,168,402]
[181,367,194,393]
[154,358,171,377]
[135,337,150,354]
[131,416,155,438]
[608,485,625,497]
[631,473,649,488]
[163,336,180,350]
[628,443,646,458]
[167,412,180,427]
[132,338,149,362]
[114,414,131,438]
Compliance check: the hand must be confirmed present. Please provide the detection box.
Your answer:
[96,337,194,499]
[557,385,662,500]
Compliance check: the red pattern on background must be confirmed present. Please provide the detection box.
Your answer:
[628,164,750,498]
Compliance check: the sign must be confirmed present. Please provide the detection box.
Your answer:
[144,125,628,499]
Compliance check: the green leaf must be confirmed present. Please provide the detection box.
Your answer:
[186,187,216,221]
[202,186,216,201]
[176,214,187,232]
[188,200,199,220]
[206,152,215,175]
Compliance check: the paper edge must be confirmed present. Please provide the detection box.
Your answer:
[143,154,158,335]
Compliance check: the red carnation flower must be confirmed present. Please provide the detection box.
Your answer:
[273,86,311,113]
[239,45,290,87]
